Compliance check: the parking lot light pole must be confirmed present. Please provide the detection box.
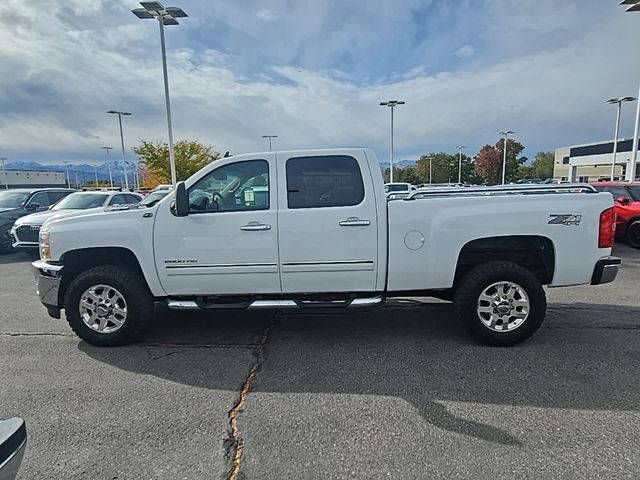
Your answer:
[94,166,99,189]
[63,161,71,188]
[0,158,7,189]
[107,111,131,189]
[380,100,405,183]
[133,2,188,187]
[606,97,636,181]
[499,131,515,185]
[100,147,114,188]
[428,157,434,184]
[631,84,640,182]
[262,135,278,151]
[456,146,467,184]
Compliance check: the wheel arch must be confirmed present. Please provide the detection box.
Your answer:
[455,235,555,286]
[59,247,153,304]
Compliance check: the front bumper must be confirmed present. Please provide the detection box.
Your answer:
[591,256,622,285]
[32,261,63,319]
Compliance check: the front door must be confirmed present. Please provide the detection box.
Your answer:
[276,151,379,293]
[153,155,280,296]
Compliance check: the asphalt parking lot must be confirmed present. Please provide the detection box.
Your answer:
[1,246,639,480]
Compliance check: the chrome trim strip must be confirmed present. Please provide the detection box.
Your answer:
[282,260,374,266]
[166,300,200,310]
[166,262,278,269]
[249,300,298,308]
[350,296,384,306]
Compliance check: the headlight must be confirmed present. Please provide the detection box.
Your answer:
[39,227,51,262]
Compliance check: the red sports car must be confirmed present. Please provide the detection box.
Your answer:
[592,182,640,248]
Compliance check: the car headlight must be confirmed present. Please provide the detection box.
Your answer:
[39,227,51,262]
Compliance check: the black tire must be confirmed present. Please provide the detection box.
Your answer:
[64,265,154,346]
[0,226,16,254]
[626,220,640,249]
[454,261,546,347]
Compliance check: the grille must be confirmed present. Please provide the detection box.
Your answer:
[15,224,40,242]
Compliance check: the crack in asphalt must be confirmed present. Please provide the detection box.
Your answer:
[224,314,278,480]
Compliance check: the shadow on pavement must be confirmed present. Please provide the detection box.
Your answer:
[0,251,36,265]
[79,300,640,447]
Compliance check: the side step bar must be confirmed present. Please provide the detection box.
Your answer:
[166,296,384,311]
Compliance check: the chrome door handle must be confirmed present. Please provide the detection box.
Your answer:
[240,222,271,231]
[339,217,371,227]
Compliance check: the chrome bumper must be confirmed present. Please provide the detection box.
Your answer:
[32,261,63,318]
[591,256,621,285]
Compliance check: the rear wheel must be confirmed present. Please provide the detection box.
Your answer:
[64,265,154,346]
[454,262,546,346]
[0,227,16,254]
[626,220,640,249]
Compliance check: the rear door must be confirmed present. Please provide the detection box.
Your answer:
[276,150,379,293]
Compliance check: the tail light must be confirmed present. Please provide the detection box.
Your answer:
[598,207,616,248]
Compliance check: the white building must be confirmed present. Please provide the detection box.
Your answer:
[554,138,640,182]
[0,169,67,188]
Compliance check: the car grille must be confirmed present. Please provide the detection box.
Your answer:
[15,224,40,242]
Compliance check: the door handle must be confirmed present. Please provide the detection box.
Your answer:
[339,217,371,227]
[240,222,271,231]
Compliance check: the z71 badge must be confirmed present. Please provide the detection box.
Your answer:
[548,214,582,226]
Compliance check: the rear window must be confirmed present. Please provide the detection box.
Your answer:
[286,155,365,209]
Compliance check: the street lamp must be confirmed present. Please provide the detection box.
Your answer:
[606,96,636,181]
[262,135,278,151]
[427,157,434,184]
[456,146,467,184]
[63,161,71,188]
[132,1,188,187]
[380,100,405,183]
[499,131,515,185]
[0,158,7,189]
[100,146,114,188]
[107,110,132,189]
[94,165,99,189]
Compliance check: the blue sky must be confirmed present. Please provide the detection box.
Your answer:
[0,0,639,166]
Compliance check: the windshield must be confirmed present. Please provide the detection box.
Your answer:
[52,193,108,210]
[628,186,640,202]
[139,191,169,207]
[0,191,29,208]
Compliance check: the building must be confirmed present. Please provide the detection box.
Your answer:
[0,169,66,188]
[554,138,640,182]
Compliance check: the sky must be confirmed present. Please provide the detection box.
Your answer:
[0,0,639,166]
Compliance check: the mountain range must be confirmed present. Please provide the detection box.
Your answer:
[5,158,418,183]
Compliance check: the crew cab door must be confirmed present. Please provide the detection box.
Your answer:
[153,155,280,296]
[276,151,379,293]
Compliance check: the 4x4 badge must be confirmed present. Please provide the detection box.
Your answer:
[548,214,582,226]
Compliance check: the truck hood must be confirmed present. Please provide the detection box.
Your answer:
[43,205,155,231]
[16,208,104,227]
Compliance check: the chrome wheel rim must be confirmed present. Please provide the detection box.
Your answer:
[477,281,530,332]
[79,284,127,334]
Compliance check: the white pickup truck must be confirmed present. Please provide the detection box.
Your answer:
[33,148,620,347]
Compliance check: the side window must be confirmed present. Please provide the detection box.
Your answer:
[108,194,126,206]
[47,191,69,204]
[188,160,269,213]
[286,155,364,209]
[27,192,51,208]
[604,187,628,198]
[124,194,141,204]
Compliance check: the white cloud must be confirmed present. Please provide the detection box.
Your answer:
[256,9,276,22]
[0,0,638,166]
[454,45,475,59]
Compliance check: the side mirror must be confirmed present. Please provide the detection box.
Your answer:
[25,203,39,212]
[174,182,189,217]
[0,418,27,480]
[616,195,630,205]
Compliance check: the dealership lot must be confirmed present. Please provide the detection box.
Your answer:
[1,247,639,479]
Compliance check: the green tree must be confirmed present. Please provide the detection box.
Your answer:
[133,139,220,183]
[415,152,475,184]
[523,151,554,180]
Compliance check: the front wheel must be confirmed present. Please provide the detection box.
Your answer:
[626,220,640,249]
[64,265,154,346]
[0,227,16,254]
[454,262,546,346]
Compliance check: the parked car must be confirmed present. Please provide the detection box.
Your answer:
[0,188,74,254]
[33,148,619,348]
[591,182,640,248]
[137,189,172,208]
[384,182,416,194]
[0,417,26,480]
[11,191,141,252]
